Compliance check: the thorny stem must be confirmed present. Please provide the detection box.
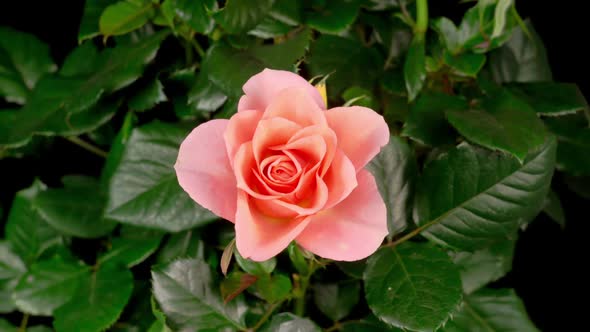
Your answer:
[415,0,429,35]
[294,259,317,316]
[66,136,108,158]
[18,313,29,332]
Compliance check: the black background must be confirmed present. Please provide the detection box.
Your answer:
[1,1,588,330]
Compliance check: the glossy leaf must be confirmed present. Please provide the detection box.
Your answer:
[255,273,292,303]
[489,21,552,83]
[307,35,383,98]
[414,139,556,251]
[306,0,361,34]
[443,51,486,77]
[402,93,468,146]
[366,136,417,236]
[164,0,216,34]
[148,296,172,332]
[152,258,247,330]
[543,190,565,228]
[269,0,302,26]
[249,16,292,39]
[443,288,539,332]
[33,176,117,238]
[0,27,56,104]
[446,90,547,162]
[99,0,156,37]
[79,0,117,41]
[128,78,168,111]
[4,180,62,264]
[156,230,205,264]
[364,243,462,331]
[13,256,90,316]
[314,281,360,321]
[235,250,276,276]
[0,242,26,313]
[544,115,590,176]
[404,35,426,101]
[53,264,133,332]
[98,226,163,268]
[508,82,588,116]
[214,0,275,34]
[220,272,257,303]
[260,313,321,332]
[187,71,228,113]
[451,237,516,294]
[105,122,216,231]
[203,28,310,98]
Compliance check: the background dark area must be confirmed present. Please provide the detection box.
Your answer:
[1,1,587,330]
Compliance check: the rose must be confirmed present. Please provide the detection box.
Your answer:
[175,69,390,261]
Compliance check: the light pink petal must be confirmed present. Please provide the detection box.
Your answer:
[175,120,237,222]
[323,149,357,209]
[225,109,263,165]
[235,191,312,261]
[296,170,388,261]
[262,88,327,127]
[238,69,326,112]
[252,117,301,164]
[325,106,390,171]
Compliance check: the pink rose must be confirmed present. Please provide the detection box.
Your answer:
[175,69,389,261]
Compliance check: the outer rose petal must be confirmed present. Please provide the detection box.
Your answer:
[238,69,326,112]
[325,106,390,171]
[225,109,263,165]
[175,120,237,222]
[295,170,388,261]
[236,191,312,261]
[263,88,327,127]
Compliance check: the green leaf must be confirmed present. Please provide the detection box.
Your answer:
[340,316,404,332]
[165,0,216,34]
[543,190,565,228]
[214,0,275,34]
[0,319,16,332]
[13,255,90,316]
[149,296,172,332]
[248,16,292,39]
[235,250,276,276]
[260,313,321,332]
[443,51,486,77]
[402,93,468,146]
[32,177,117,238]
[59,42,100,77]
[404,35,427,101]
[98,227,163,268]
[446,90,547,162]
[544,115,590,176]
[156,230,205,263]
[187,71,228,113]
[99,0,156,37]
[364,242,463,331]
[4,180,62,264]
[442,288,539,332]
[451,237,516,294]
[106,122,216,232]
[0,242,26,313]
[336,260,366,279]
[254,273,292,303]
[287,243,309,275]
[342,86,378,109]
[79,0,117,42]
[306,0,361,34]
[313,281,360,321]
[414,138,556,251]
[54,264,134,332]
[269,0,302,26]
[307,35,383,99]
[489,21,552,83]
[128,78,168,111]
[204,28,311,97]
[0,27,56,104]
[366,136,417,236]
[152,258,247,330]
[220,272,258,303]
[508,82,588,117]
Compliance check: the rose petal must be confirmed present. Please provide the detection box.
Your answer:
[252,117,301,164]
[263,88,327,127]
[225,109,263,165]
[323,149,357,209]
[325,106,390,170]
[238,69,326,112]
[175,120,237,222]
[259,173,329,217]
[234,142,281,200]
[296,170,388,261]
[287,125,337,176]
[235,190,312,261]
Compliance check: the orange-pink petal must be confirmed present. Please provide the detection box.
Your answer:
[295,170,388,261]
[225,109,263,165]
[325,106,390,171]
[175,120,237,222]
[235,191,312,261]
[238,69,326,112]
